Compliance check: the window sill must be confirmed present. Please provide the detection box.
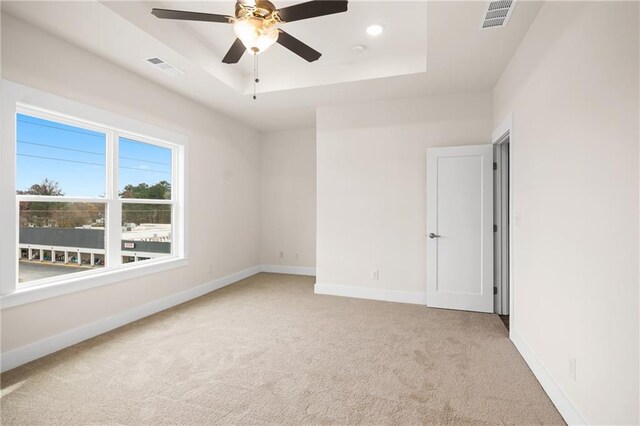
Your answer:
[0,257,188,310]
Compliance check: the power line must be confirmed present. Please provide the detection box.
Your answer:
[18,118,104,138]
[120,139,172,164]
[119,155,171,166]
[17,153,171,174]
[17,153,105,167]
[18,140,105,156]
[18,140,171,166]
[119,166,170,174]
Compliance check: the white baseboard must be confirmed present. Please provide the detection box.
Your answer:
[314,282,427,305]
[0,265,261,373]
[260,265,316,276]
[510,329,586,425]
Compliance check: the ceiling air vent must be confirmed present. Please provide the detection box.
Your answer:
[145,57,185,76]
[481,0,516,29]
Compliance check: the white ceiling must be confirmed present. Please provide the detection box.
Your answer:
[1,1,543,131]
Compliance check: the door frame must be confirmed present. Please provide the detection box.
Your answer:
[493,137,509,315]
[492,113,515,337]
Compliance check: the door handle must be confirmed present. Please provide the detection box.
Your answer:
[428,233,441,239]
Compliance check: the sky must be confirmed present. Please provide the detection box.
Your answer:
[16,113,172,198]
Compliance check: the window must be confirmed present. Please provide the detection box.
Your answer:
[15,109,181,287]
[19,201,106,283]
[119,136,173,264]
[17,113,109,285]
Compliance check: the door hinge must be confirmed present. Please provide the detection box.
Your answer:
[494,286,498,295]
[493,162,497,170]
[493,224,497,232]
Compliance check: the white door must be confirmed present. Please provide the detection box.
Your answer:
[426,145,493,313]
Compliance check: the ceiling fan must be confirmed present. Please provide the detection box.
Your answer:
[151,0,349,64]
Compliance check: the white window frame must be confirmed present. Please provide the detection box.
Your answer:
[0,80,188,309]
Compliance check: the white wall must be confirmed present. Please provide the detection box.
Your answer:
[493,2,639,424]
[260,128,316,269]
[316,93,493,299]
[0,14,262,352]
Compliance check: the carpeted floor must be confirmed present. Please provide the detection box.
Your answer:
[0,273,564,425]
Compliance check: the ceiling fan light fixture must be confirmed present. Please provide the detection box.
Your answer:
[233,16,279,54]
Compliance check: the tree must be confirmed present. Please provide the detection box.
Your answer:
[17,178,64,196]
[18,179,104,228]
[120,180,171,200]
[18,179,65,227]
[52,203,101,228]
[120,181,171,225]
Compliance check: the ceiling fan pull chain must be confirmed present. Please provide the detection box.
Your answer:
[253,53,259,100]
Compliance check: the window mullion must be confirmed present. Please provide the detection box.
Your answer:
[16,195,104,203]
[118,198,173,205]
[106,131,121,267]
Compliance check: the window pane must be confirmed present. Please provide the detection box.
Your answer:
[19,202,106,285]
[17,114,106,198]
[119,138,172,199]
[122,203,171,263]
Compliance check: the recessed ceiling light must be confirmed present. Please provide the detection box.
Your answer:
[366,24,383,36]
[353,45,366,53]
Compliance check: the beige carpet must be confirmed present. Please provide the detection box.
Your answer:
[1,273,564,425]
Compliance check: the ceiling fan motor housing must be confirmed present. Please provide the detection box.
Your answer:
[235,1,280,21]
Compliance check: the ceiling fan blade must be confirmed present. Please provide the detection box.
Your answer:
[151,8,232,23]
[277,30,321,62]
[222,38,246,64]
[277,0,348,23]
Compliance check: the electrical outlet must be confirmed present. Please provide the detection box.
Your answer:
[295,253,299,260]
[279,251,284,259]
[568,356,577,381]
[371,269,379,280]
[208,265,213,275]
